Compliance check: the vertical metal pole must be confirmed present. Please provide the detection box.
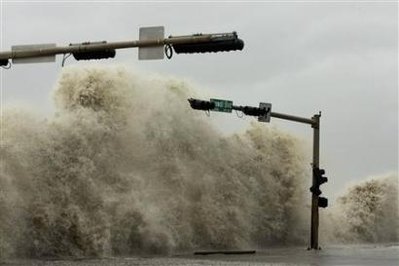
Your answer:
[310,113,320,249]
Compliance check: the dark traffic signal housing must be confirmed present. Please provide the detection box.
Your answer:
[310,167,328,208]
[188,98,216,111]
[241,106,268,117]
[70,41,116,61]
[0,59,8,66]
[172,32,244,54]
[314,168,328,185]
[318,197,328,208]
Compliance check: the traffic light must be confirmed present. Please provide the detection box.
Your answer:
[72,49,116,61]
[188,98,215,111]
[310,167,328,208]
[0,59,9,66]
[318,197,328,208]
[242,106,268,117]
[70,41,116,61]
[172,32,244,54]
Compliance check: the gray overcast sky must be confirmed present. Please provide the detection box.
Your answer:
[1,1,397,199]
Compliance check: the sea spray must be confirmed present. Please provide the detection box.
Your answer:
[0,65,309,258]
[322,173,399,243]
[2,65,397,258]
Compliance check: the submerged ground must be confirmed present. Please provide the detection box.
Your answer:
[2,244,399,266]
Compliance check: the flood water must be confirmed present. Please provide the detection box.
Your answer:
[2,244,398,266]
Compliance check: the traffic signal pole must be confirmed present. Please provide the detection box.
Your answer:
[0,34,211,60]
[270,112,322,250]
[0,31,244,65]
[188,98,326,250]
[311,113,321,250]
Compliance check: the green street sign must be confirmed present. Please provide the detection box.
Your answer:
[210,98,233,113]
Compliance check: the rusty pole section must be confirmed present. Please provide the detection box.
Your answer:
[0,34,215,61]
